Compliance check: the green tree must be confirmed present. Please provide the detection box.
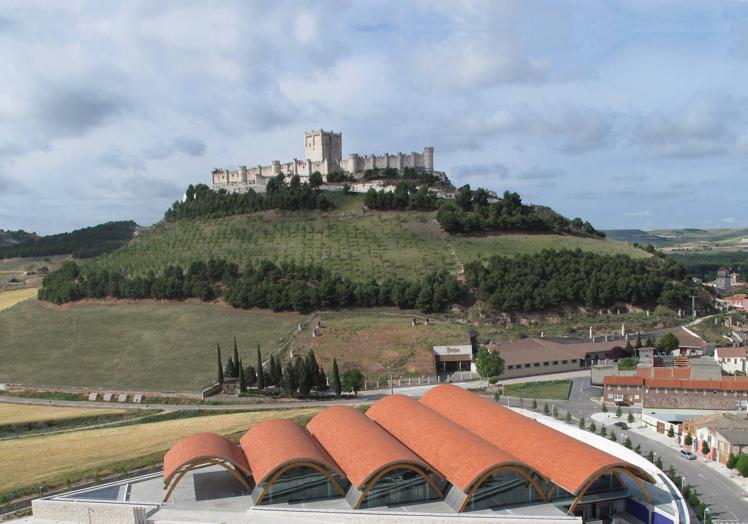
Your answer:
[225,356,236,379]
[658,332,680,354]
[256,345,265,391]
[331,358,342,397]
[342,368,365,397]
[635,332,642,349]
[655,456,663,470]
[552,406,559,419]
[298,359,313,397]
[634,444,641,454]
[309,172,323,189]
[565,411,572,423]
[702,440,710,457]
[735,454,748,477]
[306,350,322,389]
[244,363,256,388]
[232,337,240,378]
[616,406,623,418]
[628,412,635,424]
[685,432,693,446]
[645,335,656,347]
[216,342,224,385]
[475,347,504,384]
[602,403,608,413]
[667,425,675,438]
[600,425,607,437]
[625,340,634,355]
[282,361,298,396]
[543,403,549,415]
[578,416,585,429]
[624,437,632,449]
[609,431,617,442]
[726,452,737,470]
[646,450,654,462]
[531,399,537,410]
[238,357,246,393]
[589,421,597,433]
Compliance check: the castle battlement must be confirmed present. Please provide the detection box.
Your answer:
[211,130,437,193]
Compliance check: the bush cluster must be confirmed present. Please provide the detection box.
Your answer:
[436,186,604,237]
[464,249,693,311]
[165,176,332,222]
[364,182,438,211]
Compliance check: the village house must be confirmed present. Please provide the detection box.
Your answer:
[714,346,748,375]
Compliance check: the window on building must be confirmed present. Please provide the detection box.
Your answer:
[358,468,443,509]
[562,360,568,364]
[553,361,559,365]
[534,363,540,367]
[543,362,549,366]
[507,365,513,370]
[259,466,346,505]
[525,363,531,368]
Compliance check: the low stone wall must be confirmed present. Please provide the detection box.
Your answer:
[1,383,203,401]
[32,499,157,524]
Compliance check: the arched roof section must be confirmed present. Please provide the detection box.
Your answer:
[240,418,343,486]
[366,395,536,492]
[420,384,655,495]
[307,405,439,490]
[162,432,251,501]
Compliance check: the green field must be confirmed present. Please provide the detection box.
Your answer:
[0,299,305,391]
[503,380,572,400]
[92,196,647,281]
[290,311,469,380]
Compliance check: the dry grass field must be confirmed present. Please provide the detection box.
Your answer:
[0,407,320,495]
[290,311,469,380]
[0,288,37,312]
[0,404,129,425]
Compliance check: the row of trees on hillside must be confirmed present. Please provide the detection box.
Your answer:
[165,176,332,222]
[363,182,438,211]
[464,249,693,312]
[436,187,604,237]
[216,342,365,397]
[0,221,137,259]
[38,259,465,314]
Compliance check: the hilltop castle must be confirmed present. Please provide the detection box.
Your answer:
[211,130,438,193]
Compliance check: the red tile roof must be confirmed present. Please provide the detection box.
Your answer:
[420,384,653,495]
[644,376,748,392]
[716,347,748,359]
[307,405,436,490]
[366,394,528,492]
[163,433,249,485]
[604,376,644,386]
[635,367,692,379]
[240,418,342,485]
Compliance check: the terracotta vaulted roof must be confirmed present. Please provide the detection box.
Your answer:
[240,418,342,485]
[163,433,250,485]
[366,394,527,492]
[307,405,437,490]
[420,384,653,495]
[604,375,645,386]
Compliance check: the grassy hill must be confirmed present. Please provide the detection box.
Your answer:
[605,227,748,251]
[0,299,305,391]
[93,194,647,281]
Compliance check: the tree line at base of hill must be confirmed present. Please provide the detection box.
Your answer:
[38,258,465,314]
[164,175,332,222]
[217,341,364,397]
[464,248,693,312]
[0,221,137,259]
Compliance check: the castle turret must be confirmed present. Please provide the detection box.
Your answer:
[271,160,281,176]
[239,165,248,182]
[424,146,434,172]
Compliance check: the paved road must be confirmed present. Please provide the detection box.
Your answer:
[539,377,748,523]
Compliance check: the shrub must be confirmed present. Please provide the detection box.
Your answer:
[685,432,693,446]
[543,403,549,415]
[628,412,634,423]
[565,411,572,423]
[532,399,537,410]
[600,425,607,437]
[701,440,710,457]
[655,456,663,470]
[602,403,608,413]
[667,425,675,438]
[646,450,654,462]
[609,431,617,442]
[589,421,597,433]
[616,406,622,418]
[735,454,748,477]
[634,444,641,454]
[578,416,585,430]
[624,437,632,449]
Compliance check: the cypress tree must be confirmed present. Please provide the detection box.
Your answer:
[318,368,328,390]
[238,357,246,393]
[273,356,283,385]
[225,356,236,379]
[298,359,312,397]
[635,332,642,349]
[216,342,224,384]
[256,344,265,390]
[306,350,321,387]
[283,361,298,396]
[332,358,341,397]
[269,355,279,387]
[233,337,240,377]
[244,364,256,387]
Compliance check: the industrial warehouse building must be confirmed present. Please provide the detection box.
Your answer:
[154,385,668,522]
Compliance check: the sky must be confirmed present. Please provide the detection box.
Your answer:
[1,0,748,235]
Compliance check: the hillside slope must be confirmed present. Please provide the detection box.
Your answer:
[93,195,647,281]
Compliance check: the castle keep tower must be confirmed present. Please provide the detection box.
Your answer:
[304,129,342,163]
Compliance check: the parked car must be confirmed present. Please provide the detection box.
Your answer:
[680,450,697,460]
[614,422,629,430]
